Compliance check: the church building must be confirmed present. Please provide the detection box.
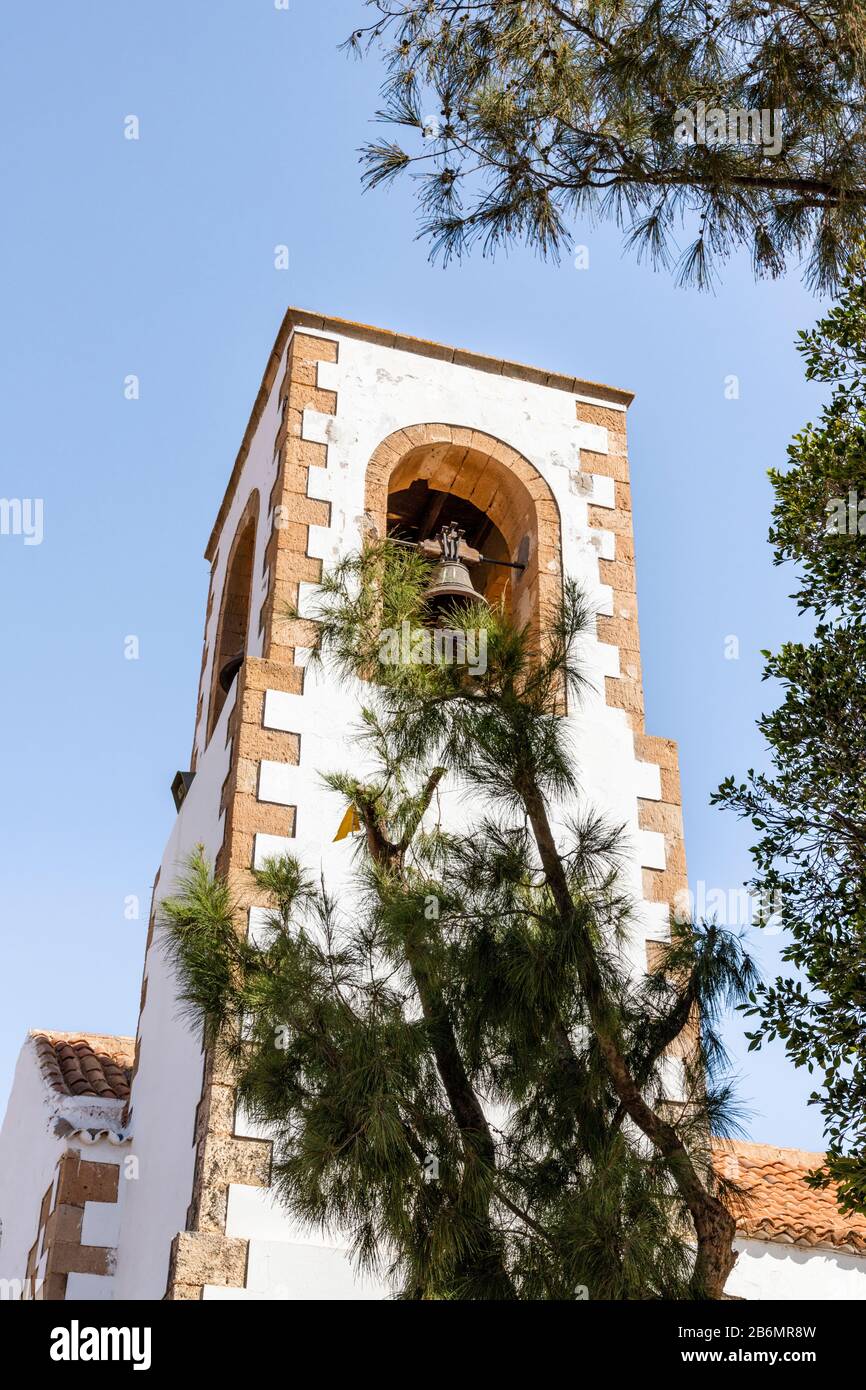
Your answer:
[2,310,864,1300]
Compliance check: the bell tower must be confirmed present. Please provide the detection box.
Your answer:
[111,309,689,1301]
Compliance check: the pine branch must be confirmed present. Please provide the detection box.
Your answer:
[351,0,866,287]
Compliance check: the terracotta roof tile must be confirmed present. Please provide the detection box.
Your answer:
[30,1030,134,1102]
[713,1140,866,1256]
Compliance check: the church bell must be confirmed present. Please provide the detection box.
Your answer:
[218,650,244,693]
[424,522,487,618]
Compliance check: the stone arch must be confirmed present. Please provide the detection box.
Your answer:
[365,425,562,633]
[207,489,260,742]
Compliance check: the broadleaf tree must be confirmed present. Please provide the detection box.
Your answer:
[164,543,756,1299]
[713,250,866,1217]
[347,0,866,290]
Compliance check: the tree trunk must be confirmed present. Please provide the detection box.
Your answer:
[518,776,737,1298]
[360,794,514,1298]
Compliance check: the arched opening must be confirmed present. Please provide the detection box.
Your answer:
[207,499,257,741]
[367,431,562,636]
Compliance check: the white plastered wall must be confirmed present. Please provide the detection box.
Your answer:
[726,1238,866,1300]
[114,348,292,1300]
[0,1042,67,1296]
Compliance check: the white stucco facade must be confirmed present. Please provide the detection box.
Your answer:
[727,1238,866,1300]
[111,684,237,1300]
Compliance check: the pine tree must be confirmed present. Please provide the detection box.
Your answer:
[348,1,866,291]
[714,249,866,1218]
[164,546,755,1299]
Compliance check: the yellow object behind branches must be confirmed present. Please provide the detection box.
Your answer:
[333,803,361,841]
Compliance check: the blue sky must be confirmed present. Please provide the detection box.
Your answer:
[0,2,827,1148]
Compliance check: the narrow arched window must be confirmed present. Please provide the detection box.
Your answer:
[207,506,257,741]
